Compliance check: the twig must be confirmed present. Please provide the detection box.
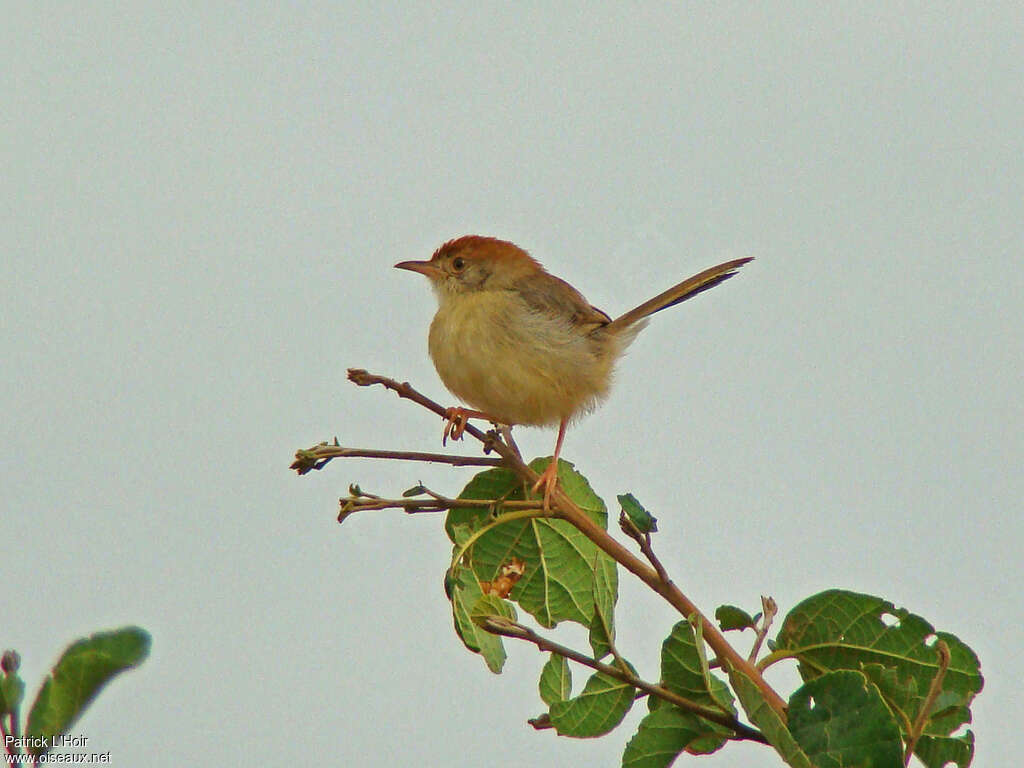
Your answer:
[336,368,789,718]
[748,596,778,664]
[346,369,524,462]
[337,491,549,523]
[498,425,522,459]
[291,441,502,474]
[903,640,951,765]
[480,615,767,744]
[619,513,669,582]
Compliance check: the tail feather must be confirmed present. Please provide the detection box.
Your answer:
[605,257,753,333]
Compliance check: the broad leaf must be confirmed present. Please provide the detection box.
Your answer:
[656,620,735,753]
[727,666,813,768]
[539,654,571,706]
[913,731,974,768]
[26,627,150,755]
[445,460,617,632]
[450,568,510,673]
[715,604,756,632]
[589,550,618,659]
[549,664,636,738]
[787,670,903,768]
[622,705,725,768]
[661,620,734,715]
[776,590,982,745]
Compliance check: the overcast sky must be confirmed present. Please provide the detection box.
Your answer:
[4,4,1021,767]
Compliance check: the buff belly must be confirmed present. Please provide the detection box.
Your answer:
[428,291,620,426]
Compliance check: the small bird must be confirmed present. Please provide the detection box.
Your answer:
[396,236,752,507]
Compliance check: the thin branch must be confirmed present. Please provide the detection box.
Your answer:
[337,490,549,524]
[335,368,789,718]
[748,596,778,664]
[481,615,768,744]
[498,425,522,459]
[292,440,502,474]
[346,369,523,463]
[903,640,951,765]
[619,513,669,582]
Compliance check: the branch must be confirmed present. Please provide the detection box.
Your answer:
[346,369,521,464]
[291,439,502,474]
[748,596,778,664]
[337,487,552,524]
[329,369,789,718]
[619,512,669,582]
[480,615,767,744]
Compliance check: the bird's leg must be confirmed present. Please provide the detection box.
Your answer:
[442,406,502,444]
[532,418,568,509]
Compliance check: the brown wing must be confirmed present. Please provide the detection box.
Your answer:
[513,272,611,331]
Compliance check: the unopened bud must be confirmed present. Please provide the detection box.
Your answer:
[1,650,20,674]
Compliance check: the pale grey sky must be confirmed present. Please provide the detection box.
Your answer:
[3,3,1021,766]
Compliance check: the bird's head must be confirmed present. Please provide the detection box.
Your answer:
[395,236,544,298]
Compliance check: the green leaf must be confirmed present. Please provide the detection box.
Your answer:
[589,549,618,660]
[549,665,636,738]
[617,493,658,533]
[787,669,903,768]
[469,593,518,628]
[654,620,735,754]
[622,705,725,768]
[661,621,734,715]
[539,654,571,706]
[450,569,509,673]
[25,627,150,755]
[913,730,974,768]
[776,590,983,742]
[445,460,616,632]
[715,604,756,632]
[727,666,813,768]
[1,672,26,717]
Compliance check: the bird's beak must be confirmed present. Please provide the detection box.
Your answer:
[394,259,442,279]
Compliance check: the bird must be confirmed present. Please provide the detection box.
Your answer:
[395,236,752,508]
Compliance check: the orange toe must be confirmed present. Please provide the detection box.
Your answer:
[531,460,560,509]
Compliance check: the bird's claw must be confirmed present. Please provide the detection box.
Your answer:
[442,407,470,445]
[531,460,560,510]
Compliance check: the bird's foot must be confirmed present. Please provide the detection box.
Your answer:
[531,459,560,510]
[442,407,499,445]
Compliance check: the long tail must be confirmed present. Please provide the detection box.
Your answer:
[604,257,753,333]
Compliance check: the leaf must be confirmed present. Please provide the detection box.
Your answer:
[25,627,150,755]
[787,670,903,768]
[548,665,636,738]
[617,493,658,533]
[589,549,618,660]
[727,666,813,768]
[715,604,756,632]
[660,621,734,715]
[776,590,983,742]
[654,620,735,754]
[621,705,724,768]
[913,730,974,768]
[450,569,509,674]
[445,460,616,631]
[1,672,26,717]
[539,654,571,706]
[469,594,518,628]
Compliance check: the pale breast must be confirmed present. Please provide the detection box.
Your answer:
[428,290,621,426]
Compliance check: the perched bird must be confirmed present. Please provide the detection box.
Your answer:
[396,236,752,507]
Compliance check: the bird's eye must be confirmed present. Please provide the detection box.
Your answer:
[451,257,466,271]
